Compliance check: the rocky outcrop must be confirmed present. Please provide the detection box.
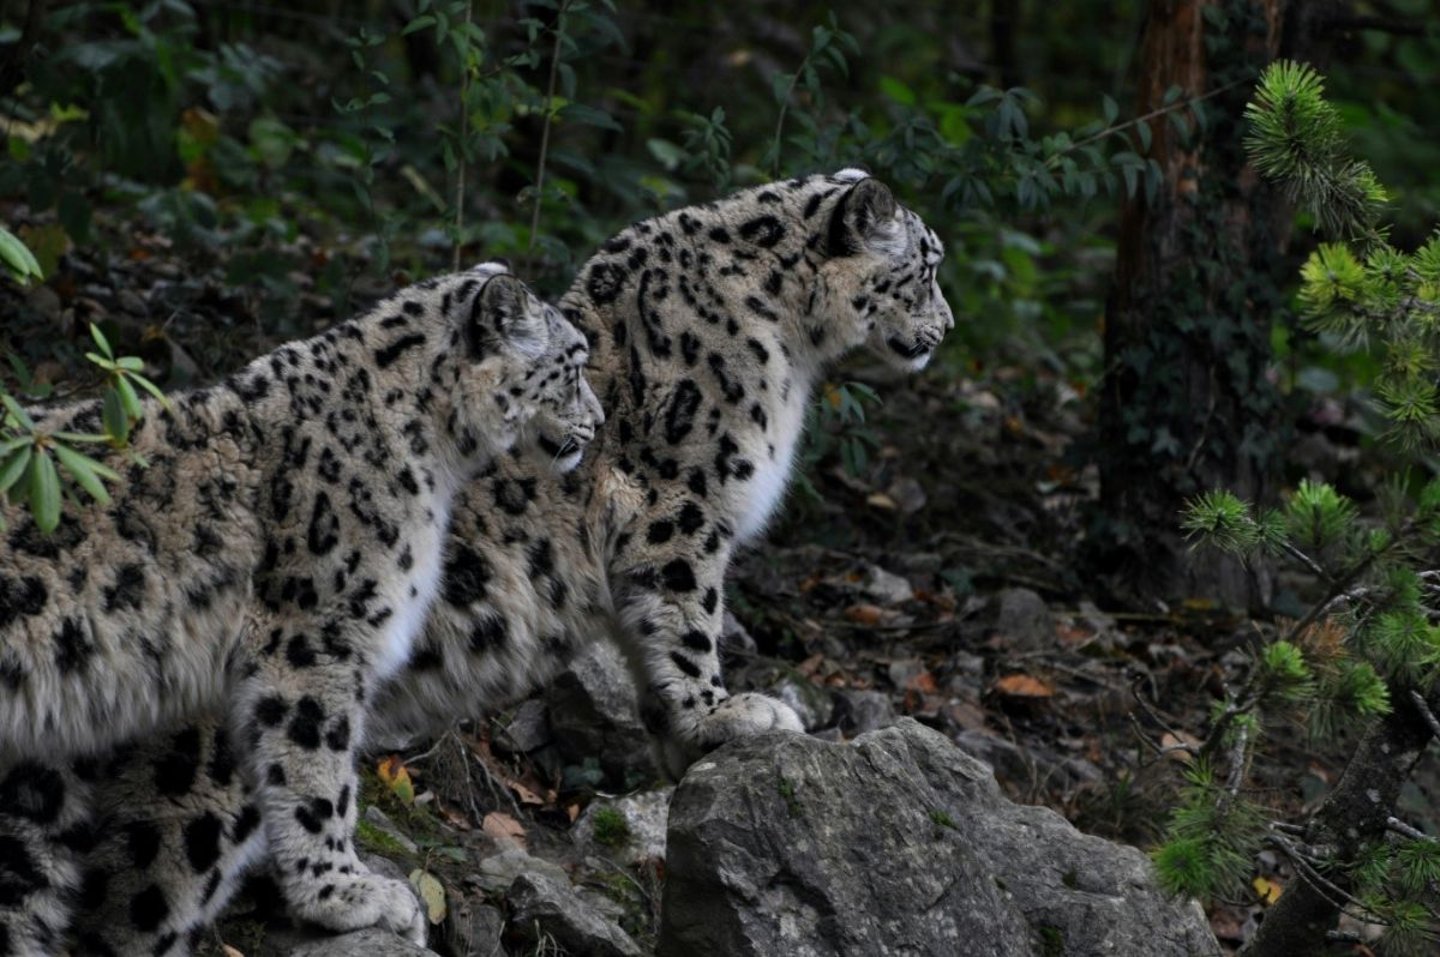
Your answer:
[660,719,1219,957]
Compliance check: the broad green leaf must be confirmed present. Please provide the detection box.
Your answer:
[29,448,60,532]
[1,393,34,430]
[89,323,114,360]
[102,389,130,443]
[116,376,143,422]
[1102,94,1118,126]
[0,444,32,496]
[128,372,173,409]
[52,443,112,505]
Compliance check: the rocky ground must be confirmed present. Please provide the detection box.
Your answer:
[3,213,1414,956]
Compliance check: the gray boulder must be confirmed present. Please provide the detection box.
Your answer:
[660,719,1218,957]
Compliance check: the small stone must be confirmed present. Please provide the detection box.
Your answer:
[720,610,757,657]
[985,588,1054,652]
[774,677,834,732]
[116,289,148,315]
[443,897,504,957]
[270,926,437,956]
[861,564,914,605]
[470,847,570,895]
[545,642,655,784]
[363,807,419,856]
[495,699,551,754]
[573,788,673,867]
[507,872,642,957]
[25,284,61,321]
[886,658,927,690]
[831,689,897,736]
[885,476,928,514]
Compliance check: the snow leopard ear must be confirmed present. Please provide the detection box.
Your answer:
[825,177,899,258]
[471,273,547,360]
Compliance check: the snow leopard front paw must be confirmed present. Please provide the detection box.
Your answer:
[289,869,427,946]
[655,692,804,779]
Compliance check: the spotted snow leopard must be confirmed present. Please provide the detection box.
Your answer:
[11,169,951,954]
[0,264,603,955]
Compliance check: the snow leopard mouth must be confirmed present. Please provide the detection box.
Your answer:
[537,433,588,472]
[886,336,933,360]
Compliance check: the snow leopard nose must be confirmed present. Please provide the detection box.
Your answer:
[582,380,605,427]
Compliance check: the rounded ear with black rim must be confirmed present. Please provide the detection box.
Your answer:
[469,274,547,359]
[825,177,899,257]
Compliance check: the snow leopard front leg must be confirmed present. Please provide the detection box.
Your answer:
[0,761,92,957]
[231,619,425,945]
[66,721,267,957]
[610,529,801,779]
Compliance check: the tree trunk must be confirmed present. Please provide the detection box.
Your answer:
[1096,0,1298,610]
[1240,698,1433,956]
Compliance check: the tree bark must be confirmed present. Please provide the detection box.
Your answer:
[1240,699,1433,956]
[1096,0,1296,610]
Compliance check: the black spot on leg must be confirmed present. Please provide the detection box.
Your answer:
[0,762,68,824]
[664,381,702,445]
[255,695,288,727]
[647,520,674,544]
[53,618,93,674]
[233,803,261,844]
[670,652,702,678]
[702,588,719,615]
[102,565,144,613]
[183,813,224,873]
[129,884,170,933]
[286,634,317,668]
[678,501,705,534]
[681,630,713,653]
[287,696,325,750]
[154,728,202,796]
[325,716,350,752]
[307,493,339,555]
[443,543,491,607]
[125,822,162,869]
[661,559,697,592]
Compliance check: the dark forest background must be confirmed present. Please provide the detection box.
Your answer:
[7,2,1440,953]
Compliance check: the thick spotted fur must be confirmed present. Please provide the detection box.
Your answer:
[0,265,602,955]
[56,170,952,952]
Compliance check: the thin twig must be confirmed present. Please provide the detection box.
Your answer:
[1047,75,1253,165]
[1387,815,1436,843]
[528,0,570,252]
[1409,690,1440,740]
[452,0,474,272]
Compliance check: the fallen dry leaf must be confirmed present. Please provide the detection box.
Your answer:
[1252,875,1283,905]
[1160,731,1201,763]
[482,811,527,849]
[844,603,886,625]
[377,755,415,805]
[991,674,1055,698]
[409,869,447,924]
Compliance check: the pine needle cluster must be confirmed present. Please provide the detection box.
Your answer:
[1152,61,1440,949]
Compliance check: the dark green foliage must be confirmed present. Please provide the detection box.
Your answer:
[1157,61,1440,951]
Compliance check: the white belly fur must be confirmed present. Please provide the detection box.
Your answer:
[373,499,451,681]
[734,383,810,544]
